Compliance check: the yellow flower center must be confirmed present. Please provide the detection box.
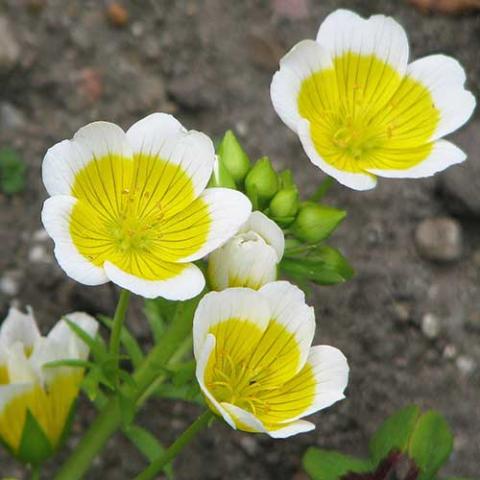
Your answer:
[203,318,316,430]
[298,52,440,173]
[69,153,211,280]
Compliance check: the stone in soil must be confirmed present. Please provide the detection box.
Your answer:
[0,17,20,72]
[414,217,463,263]
[421,312,442,339]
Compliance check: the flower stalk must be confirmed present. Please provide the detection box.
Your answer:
[109,288,131,386]
[134,411,213,480]
[53,295,200,480]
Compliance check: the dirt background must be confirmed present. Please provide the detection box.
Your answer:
[0,0,479,478]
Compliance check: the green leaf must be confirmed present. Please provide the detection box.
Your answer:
[17,410,54,465]
[44,359,93,370]
[98,315,144,368]
[409,411,454,480]
[144,298,178,344]
[0,147,26,195]
[369,405,421,465]
[303,448,372,480]
[124,425,173,478]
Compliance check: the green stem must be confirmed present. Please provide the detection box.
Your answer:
[309,176,334,202]
[54,296,200,480]
[134,411,213,480]
[30,465,41,480]
[109,289,131,384]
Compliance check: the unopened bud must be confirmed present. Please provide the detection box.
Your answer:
[217,130,251,183]
[269,187,299,220]
[245,156,279,207]
[208,155,236,189]
[291,202,346,243]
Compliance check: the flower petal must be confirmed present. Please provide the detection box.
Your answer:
[192,288,271,359]
[271,39,333,131]
[208,235,278,290]
[42,121,132,197]
[126,113,215,202]
[0,307,40,350]
[195,334,236,428]
[297,119,377,190]
[221,403,267,433]
[238,281,314,387]
[256,345,348,426]
[293,345,349,419]
[267,420,315,439]
[365,140,466,178]
[316,9,409,75]
[161,188,252,264]
[406,54,476,141]
[48,312,98,361]
[104,260,205,300]
[41,196,109,285]
[240,211,284,260]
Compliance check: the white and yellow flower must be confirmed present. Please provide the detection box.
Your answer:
[207,211,284,290]
[271,9,476,190]
[193,281,348,438]
[42,113,252,300]
[0,307,98,462]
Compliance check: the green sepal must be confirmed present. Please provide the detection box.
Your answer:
[17,410,54,465]
[0,147,26,195]
[409,411,453,480]
[369,405,421,465]
[303,448,372,480]
[291,202,346,243]
[217,130,251,183]
[279,169,295,188]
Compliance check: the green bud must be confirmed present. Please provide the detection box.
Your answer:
[217,130,251,183]
[208,156,236,189]
[279,169,295,189]
[269,187,299,219]
[291,202,346,243]
[245,156,279,208]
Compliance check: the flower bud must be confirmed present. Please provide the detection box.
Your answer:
[269,187,299,221]
[208,155,236,189]
[208,211,284,290]
[245,157,279,207]
[291,202,346,243]
[217,130,251,183]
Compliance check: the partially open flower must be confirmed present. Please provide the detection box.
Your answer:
[193,281,349,438]
[207,211,284,290]
[42,113,252,300]
[0,307,98,464]
[271,9,476,190]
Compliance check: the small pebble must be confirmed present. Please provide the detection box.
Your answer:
[0,17,20,72]
[0,270,21,296]
[28,245,51,263]
[415,217,462,263]
[443,344,457,359]
[106,3,129,27]
[32,228,49,242]
[456,355,476,376]
[421,313,441,339]
[238,435,258,456]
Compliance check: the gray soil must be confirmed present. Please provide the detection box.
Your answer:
[0,0,479,478]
